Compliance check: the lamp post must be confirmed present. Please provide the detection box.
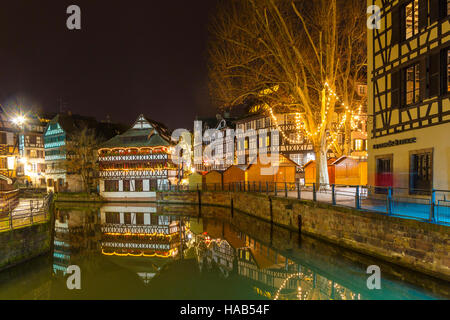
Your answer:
[12,115,27,187]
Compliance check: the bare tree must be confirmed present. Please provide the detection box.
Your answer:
[208,0,366,187]
[335,0,367,156]
[60,127,99,193]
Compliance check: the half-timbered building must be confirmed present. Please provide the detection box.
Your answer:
[0,111,19,180]
[44,113,122,192]
[368,0,450,193]
[98,114,177,201]
[99,204,184,259]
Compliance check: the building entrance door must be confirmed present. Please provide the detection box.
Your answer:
[375,155,393,193]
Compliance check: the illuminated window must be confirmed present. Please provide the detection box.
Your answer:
[405,64,420,104]
[354,139,365,151]
[266,136,270,147]
[358,85,367,96]
[405,0,419,40]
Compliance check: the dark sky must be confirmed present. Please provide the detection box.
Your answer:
[0,0,218,130]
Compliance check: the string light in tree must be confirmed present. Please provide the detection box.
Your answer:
[262,82,365,145]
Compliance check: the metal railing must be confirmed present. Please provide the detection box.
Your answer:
[0,193,53,232]
[162,182,450,226]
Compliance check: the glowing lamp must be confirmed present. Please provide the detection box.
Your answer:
[13,115,26,126]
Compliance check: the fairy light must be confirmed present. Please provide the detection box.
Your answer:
[274,272,303,300]
[101,248,176,258]
[262,82,364,148]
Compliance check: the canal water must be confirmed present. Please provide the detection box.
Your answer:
[0,203,448,300]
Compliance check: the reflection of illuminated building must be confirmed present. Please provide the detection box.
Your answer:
[196,233,235,277]
[53,213,71,276]
[200,218,362,300]
[100,204,186,258]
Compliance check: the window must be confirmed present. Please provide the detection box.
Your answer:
[405,64,420,104]
[105,180,119,192]
[123,179,130,192]
[151,213,158,225]
[135,179,143,192]
[405,0,419,40]
[0,132,6,145]
[354,139,365,151]
[124,213,131,224]
[136,213,144,225]
[105,212,120,224]
[29,135,36,145]
[410,149,433,195]
[358,85,367,96]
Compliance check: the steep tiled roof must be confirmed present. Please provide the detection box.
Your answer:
[99,114,172,149]
[46,113,125,142]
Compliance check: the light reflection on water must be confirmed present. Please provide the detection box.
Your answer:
[0,203,448,300]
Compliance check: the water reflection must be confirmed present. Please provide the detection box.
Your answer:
[195,219,360,300]
[0,203,447,300]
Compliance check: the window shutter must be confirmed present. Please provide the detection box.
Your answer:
[419,59,427,99]
[419,0,428,29]
[440,49,447,94]
[391,6,401,45]
[439,0,447,19]
[428,51,441,97]
[430,0,445,22]
[391,70,401,108]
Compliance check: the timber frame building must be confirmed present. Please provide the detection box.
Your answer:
[98,114,178,201]
[368,0,450,193]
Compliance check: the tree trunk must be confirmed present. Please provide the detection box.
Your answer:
[343,114,352,156]
[314,138,330,190]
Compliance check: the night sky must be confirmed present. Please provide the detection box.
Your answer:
[0,0,218,130]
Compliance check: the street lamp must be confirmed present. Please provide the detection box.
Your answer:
[12,115,28,186]
[12,115,26,126]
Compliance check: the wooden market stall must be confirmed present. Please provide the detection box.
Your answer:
[205,170,224,188]
[188,172,206,190]
[332,156,368,186]
[303,158,336,185]
[223,165,247,185]
[245,155,297,184]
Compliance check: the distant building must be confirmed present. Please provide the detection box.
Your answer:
[194,113,236,172]
[234,105,315,169]
[16,113,54,187]
[98,114,177,201]
[44,112,123,192]
[0,111,19,180]
[368,0,450,193]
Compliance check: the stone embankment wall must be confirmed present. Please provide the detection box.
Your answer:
[0,223,51,271]
[158,191,450,281]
